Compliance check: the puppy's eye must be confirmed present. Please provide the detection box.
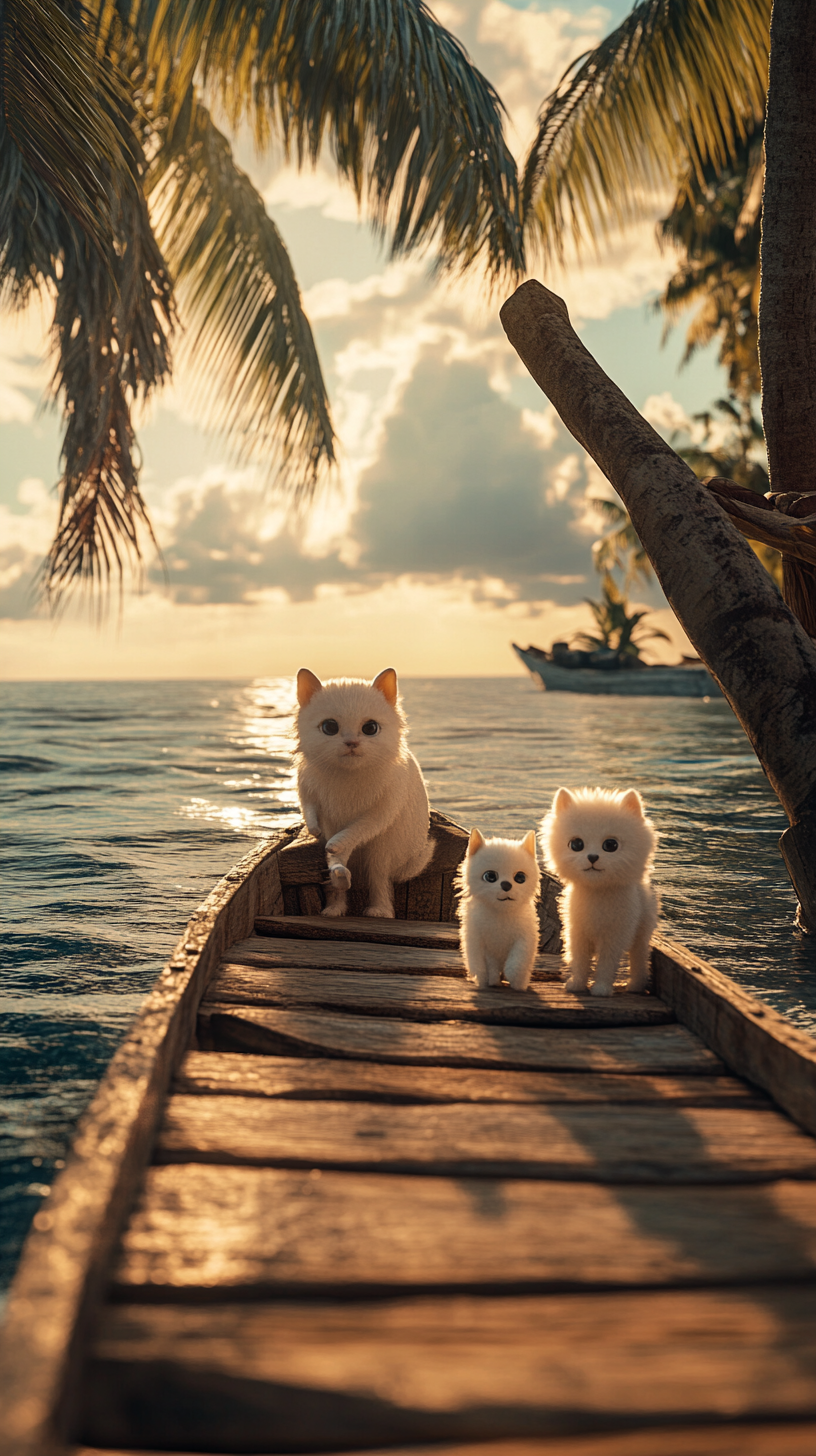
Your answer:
[361,720,380,736]
[482,870,499,883]
[602,838,619,853]
[320,719,340,736]
[513,871,526,884]
[569,837,584,852]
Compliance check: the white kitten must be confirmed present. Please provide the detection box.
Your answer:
[295,667,432,918]
[540,787,659,997]
[456,829,540,990]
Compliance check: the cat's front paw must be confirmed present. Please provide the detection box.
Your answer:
[590,978,616,998]
[564,973,589,994]
[363,904,395,919]
[321,901,347,918]
[328,863,352,891]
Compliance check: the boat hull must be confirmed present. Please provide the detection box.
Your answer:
[513,645,720,698]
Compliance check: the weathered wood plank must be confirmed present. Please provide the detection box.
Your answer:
[156,1096,816,1182]
[206,964,674,1027]
[0,827,299,1456]
[198,1005,724,1073]
[297,883,323,916]
[77,1288,816,1449]
[71,1425,816,1456]
[113,1165,816,1295]
[175,1052,766,1105]
[228,934,571,980]
[255,914,462,949]
[653,934,816,1136]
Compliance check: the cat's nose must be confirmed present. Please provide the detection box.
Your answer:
[500,880,512,891]
[587,853,599,863]
[343,737,360,748]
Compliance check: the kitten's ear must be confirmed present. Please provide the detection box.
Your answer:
[372,667,398,706]
[553,787,575,814]
[467,828,485,857]
[296,668,323,707]
[621,789,645,817]
[521,830,537,858]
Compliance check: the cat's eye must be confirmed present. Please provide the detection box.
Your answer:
[320,719,340,736]
[514,872,527,884]
[569,837,584,852]
[482,870,499,883]
[602,838,619,853]
[361,720,380,736]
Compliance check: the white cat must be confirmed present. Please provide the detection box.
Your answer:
[456,829,540,990]
[540,787,659,997]
[295,667,433,918]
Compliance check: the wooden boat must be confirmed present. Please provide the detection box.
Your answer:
[514,642,721,697]
[2,809,816,1456]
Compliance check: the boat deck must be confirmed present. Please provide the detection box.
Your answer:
[3,815,816,1454]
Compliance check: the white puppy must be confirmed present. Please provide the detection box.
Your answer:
[456,829,540,990]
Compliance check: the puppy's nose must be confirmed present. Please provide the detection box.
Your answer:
[587,853,599,864]
[500,880,512,891]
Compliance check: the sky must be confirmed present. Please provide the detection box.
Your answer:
[0,0,730,681]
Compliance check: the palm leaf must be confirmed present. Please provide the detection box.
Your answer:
[145,0,523,278]
[147,88,335,488]
[522,0,770,263]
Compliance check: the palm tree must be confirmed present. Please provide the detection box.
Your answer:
[572,574,669,662]
[0,0,523,603]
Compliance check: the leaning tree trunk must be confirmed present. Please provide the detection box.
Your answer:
[501,281,816,931]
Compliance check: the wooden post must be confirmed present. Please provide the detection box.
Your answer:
[501,279,816,932]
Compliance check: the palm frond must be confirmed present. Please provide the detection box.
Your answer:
[522,0,770,263]
[145,0,523,279]
[147,88,334,490]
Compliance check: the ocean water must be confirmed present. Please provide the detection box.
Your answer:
[3,675,816,1297]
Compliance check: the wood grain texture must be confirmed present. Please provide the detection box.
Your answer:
[0,826,299,1456]
[653,934,816,1135]
[78,1288,816,1449]
[175,1052,766,1106]
[156,1096,816,1183]
[206,964,674,1028]
[112,1165,816,1295]
[254,914,463,949]
[198,1005,724,1073]
[227,933,564,982]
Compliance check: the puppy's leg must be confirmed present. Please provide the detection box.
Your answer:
[504,936,535,992]
[564,922,592,994]
[592,934,630,997]
[626,921,653,993]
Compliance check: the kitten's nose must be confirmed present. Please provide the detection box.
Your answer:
[500,880,512,891]
[343,737,360,748]
[587,853,599,863]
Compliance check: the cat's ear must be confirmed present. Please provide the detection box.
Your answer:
[296,668,323,707]
[372,667,398,706]
[521,829,537,858]
[620,789,645,817]
[467,828,485,856]
[553,787,575,814]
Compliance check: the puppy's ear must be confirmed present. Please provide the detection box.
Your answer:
[297,668,323,707]
[620,789,645,817]
[521,829,537,858]
[553,787,575,814]
[372,667,398,706]
[467,828,485,857]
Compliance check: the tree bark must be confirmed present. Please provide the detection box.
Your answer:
[759,0,816,495]
[501,279,816,930]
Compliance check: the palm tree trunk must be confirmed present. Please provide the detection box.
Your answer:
[501,280,816,931]
[759,0,816,496]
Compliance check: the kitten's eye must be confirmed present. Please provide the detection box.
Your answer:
[514,872,527,884]
[320,719,340,736]
[602,838,619,852]
[482,870,499,883]
[569,837,584,852]
[361,720,380,736]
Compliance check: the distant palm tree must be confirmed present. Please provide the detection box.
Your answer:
[572,575,669,662]
[0,0,523,603]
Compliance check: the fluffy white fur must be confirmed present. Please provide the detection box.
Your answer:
[295,667,432,918]
[456,829,540,990]
[540,787,659,997]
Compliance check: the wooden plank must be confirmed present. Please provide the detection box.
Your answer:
[156,1096,816,1182]
[276,809,471,885]
[198,1005,724,1073]
[297,884,323,916]
[175,1052,767,1106]
[653,934,816,1136]
[255,914,462,949]
[71,1425,816,1456]
[207,964,675,1028]
[77,1288,816,1450]
[112,1165,816,1295]
[0,825,300,1456]
[227,933,564,981]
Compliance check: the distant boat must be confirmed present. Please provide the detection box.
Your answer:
[513,642,721,698]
